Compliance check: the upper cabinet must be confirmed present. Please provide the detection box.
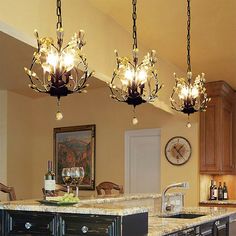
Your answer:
[200,81,235,174]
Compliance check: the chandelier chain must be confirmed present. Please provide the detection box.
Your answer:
[187,0,191,73]
[132,0,138,50]
[56,0,63,29]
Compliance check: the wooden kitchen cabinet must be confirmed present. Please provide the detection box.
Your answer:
[4,210,57,235]
[1,210,147,236]
[200,81,235,174]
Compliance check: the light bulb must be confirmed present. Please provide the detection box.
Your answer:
[132,116,138,125]
[179,86,189,99]
[56,111,63,121]
[191,86,199,99]
[125,68,134,81]
[138,69,147,84]
[63,53,74,67]
[47,52,59,67]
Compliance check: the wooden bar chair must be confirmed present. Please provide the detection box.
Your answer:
[96,181,124,195]
[0,183,16,201]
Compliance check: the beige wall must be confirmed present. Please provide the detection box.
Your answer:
[1,0,199,206]
[0,91,7,200]
[7,91,34,199]
[5,86,199,206]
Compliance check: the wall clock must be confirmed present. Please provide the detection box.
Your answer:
[165,136,191,166]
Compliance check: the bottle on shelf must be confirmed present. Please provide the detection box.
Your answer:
[223,182,228,200]
[44,160,56,197]
[218,182,223,200]
[209,180,215,200]
[213,181,218,200]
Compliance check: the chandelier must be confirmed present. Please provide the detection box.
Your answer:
[109,0,162,125]
[170,0,210,127]
[24,0,93,120]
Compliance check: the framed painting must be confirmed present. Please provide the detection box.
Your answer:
[54,125,95,190]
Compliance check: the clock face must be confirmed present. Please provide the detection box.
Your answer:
[165,136,191,166]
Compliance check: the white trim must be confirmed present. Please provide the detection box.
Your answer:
[124,128,161,193]
[0,20,36,48]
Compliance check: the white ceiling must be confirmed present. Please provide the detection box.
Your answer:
[88,0,236,89]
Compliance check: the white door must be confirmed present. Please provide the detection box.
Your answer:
[125,129,161,193]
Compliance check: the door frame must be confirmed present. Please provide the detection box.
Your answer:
[124,128,161,193]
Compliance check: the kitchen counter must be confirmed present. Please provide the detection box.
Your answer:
[149,207,236,235]
[0,193,182,216]
[1,194,236,235]
[0,199,148,216]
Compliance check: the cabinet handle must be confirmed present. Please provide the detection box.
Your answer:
[215,220,220,226]
[81,225,89,233]
[182,228,195,234]
[25,222,32,230]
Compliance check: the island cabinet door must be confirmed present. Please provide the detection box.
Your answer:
[0,210,3,235]
[121,213,148,236]
[4,210,57,235]
[59,214,121,236]
[213,217,229,236]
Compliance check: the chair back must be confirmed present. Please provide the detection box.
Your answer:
[96,181,124,195]
[0,183,16,201]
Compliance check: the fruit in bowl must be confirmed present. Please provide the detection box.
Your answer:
[46,193,80,203]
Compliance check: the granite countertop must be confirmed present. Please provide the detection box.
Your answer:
[200,199,236,205]
[148,207,236,236]
[0,199,148,216]
[0,193,182,216]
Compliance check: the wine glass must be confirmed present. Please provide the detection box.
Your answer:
[61,168,72,193]
[71,167,84,197]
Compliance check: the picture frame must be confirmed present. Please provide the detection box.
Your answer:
[54,124,96,190]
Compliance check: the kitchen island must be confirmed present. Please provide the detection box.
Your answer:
[0,194,236,235]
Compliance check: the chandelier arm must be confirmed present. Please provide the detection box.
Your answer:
[146,78,152,100]
[29,59,47,89]
[187,0,191,73]
[109,87,126,103]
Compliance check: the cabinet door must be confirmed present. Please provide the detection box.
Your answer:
[221,99,234,173]
[213,218,229,236]
[200,220,214,236]
[4,210,57,235]
[59,214,120,236]
[200,97,221,173]
[0,210,3,235]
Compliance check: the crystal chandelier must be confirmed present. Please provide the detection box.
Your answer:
[170,0,210,128]
[109,0,162,125]
[24,0,93,120]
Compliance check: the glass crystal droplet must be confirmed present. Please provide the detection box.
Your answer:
[186,122,191,128]
[56,111,63,121]
[132,116,138,125]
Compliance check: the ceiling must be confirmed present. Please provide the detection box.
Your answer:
[88,0,236,89]
[1,0,236,100]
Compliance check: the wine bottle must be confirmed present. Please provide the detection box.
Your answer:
[218,182,223,200]
[223,182,228,200]
[44,160,56,196]
[209,180,215,200]
[213,181,218,200]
